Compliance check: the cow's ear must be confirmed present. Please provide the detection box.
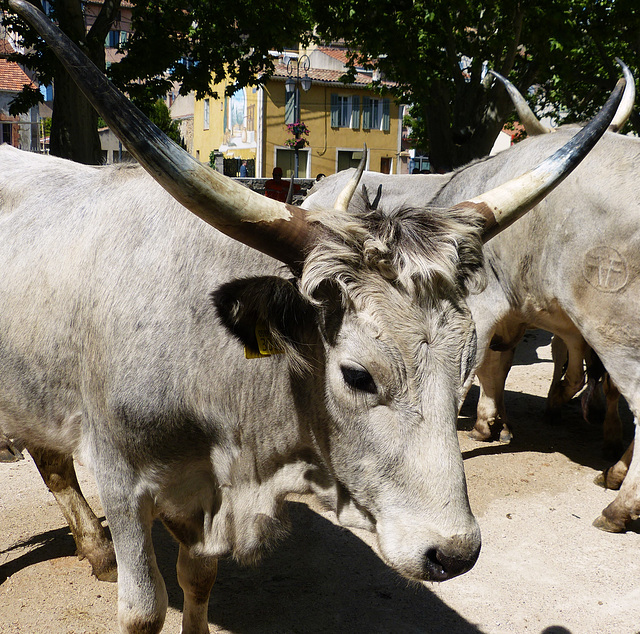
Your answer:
[211,276,317,355]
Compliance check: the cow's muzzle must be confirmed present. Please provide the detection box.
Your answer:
[422,535,481,581]
[378,520,481,582]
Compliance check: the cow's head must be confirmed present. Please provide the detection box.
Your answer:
[11,0,624,582]
[212,195,485,579]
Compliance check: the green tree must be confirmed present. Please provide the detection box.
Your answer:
[3,0,314,162]
[113,0,640,170]
[2,0,122,164]
[109,0,315,106]
[5,0,638,171]
[146,98,185,147]
[533,0,640,131]
[312,0,639,170]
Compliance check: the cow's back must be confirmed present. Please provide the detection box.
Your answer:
[0,146,283,461]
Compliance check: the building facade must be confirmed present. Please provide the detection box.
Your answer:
[193,47,408,178]
[0,40,39,152]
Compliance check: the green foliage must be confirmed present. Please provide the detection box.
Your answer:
[109,0,316,101]
[4,0,638,169]
[145,99,185,148]
[533,0,640,129]
[311,0,640,169]
[41,116,52,137]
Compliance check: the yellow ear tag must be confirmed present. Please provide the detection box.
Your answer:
[244,322,285,359]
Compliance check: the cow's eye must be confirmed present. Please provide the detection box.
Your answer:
[341,365,377,394]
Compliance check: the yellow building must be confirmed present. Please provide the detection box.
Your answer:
[192,48,407,178]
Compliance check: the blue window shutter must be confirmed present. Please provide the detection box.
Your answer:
[285,91,296,124]
[330,94,339,127]
[351,95,360,129]
[382,99,390,131]
[362,97,371,130]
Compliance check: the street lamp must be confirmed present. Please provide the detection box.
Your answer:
[286,54,311,180]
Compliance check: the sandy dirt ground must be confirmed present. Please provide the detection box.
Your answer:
[1,328,639,634]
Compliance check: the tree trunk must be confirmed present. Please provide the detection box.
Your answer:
[424,81,456,173]
[49,0,121,164]
[50,69,102,164]
[426,78,520,172]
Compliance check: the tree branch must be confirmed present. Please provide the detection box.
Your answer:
[87,0,122,45]
[498,2,525,75]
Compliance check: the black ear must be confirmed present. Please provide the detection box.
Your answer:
[211,276,317,353]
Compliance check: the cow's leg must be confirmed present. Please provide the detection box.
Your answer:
[593,433,639,532]
[580,347,606,425]
[545,334,586,424]
[28,446,117,581]
[177,544,217,634]
[96,465,167,634]
[471,346,515,442]
[601,375,624,461]
[594,439,634,491]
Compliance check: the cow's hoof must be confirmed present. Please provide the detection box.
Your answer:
[467,428,491,442]
[592,514,626,533]
[0,445,24,462]
[86,546,118,582]
[96,566,118,583]
[593,472,607,489]
[594,468,624,491]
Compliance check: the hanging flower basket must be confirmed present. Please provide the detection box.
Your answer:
[285,121,310,149]
[285,137,308,149]
[286,121,310,137]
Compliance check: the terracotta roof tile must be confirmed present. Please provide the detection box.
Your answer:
[0,40,15,55]
[86,0,134,7]
[271,60,393,88]
[316,47,351,66]
[0,41,35,93]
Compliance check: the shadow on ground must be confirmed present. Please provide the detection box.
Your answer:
[153,502,483,634]
[0,525,76,584]
[458,330,635,473]
[1,504,484,633]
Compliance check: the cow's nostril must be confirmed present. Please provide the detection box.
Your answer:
[423,544,480,581]
[424,548,448,581]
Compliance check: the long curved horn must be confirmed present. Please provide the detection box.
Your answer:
[492,59,634,136]
[9,0,315,267]
[610,59,635,132]
[490,70,554,135]
[457,75,625,242]
[333,146,367,211]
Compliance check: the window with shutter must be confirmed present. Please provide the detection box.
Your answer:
[330,94,340,128]
[351,96,360,129]
[382,99,390,131]
[285,91,296,124]
[362,97,371,130]
[203,99,210,130]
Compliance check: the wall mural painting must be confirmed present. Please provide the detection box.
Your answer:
[221,88,256,151]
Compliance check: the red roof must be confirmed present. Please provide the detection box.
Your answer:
[270,60,395,88]
[86,0,134,7]
[316,47,352,66]
[271,61,372,86]
[0,41,35,93]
